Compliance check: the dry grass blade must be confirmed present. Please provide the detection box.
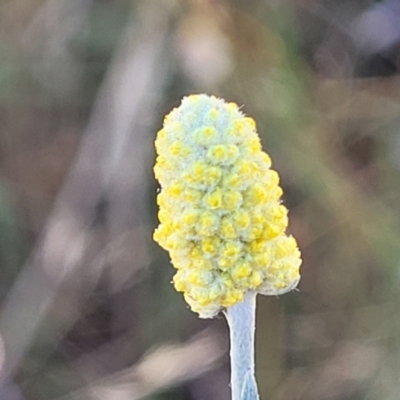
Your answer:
[0,0,176,378]
[53,329,226,400]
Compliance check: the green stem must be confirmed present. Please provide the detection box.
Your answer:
[224,291,259,400]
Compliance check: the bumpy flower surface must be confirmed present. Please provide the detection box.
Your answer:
[154,94,301,318]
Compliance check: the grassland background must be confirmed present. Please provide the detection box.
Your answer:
[1,0,400,399]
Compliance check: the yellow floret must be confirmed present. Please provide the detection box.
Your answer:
[237,160,255,176]
[232,260,252,280]
[195,126,217,145]
[193,161,207,178]
[234,120,247,135]
[187,270,213,286]
[227,102,237,112]
[273,236,297,259]
[201,237,220,256]
[218,256,234,270]
[254,252,270,267]
[198,211,219,236]
[207,145,227,163]
[205,188,223,209]
[222,289,244,307]
[173,271,188,292]
[182,209,199,226]
[247,184,268,205]
[233,210,251,230]
[203,166,222,186]
[245,138,262,154]
[223,173,242,189]
[222,241,242,259]
[170,141,190,157]
[184,188,203,203]
[251,210,265,225]
[220,217,238,239]
[226,144,239,160]
[208,108,219,121]
[249,239,265,253]
[189,257,214,271]
[190,246,202,259]
[223,191,243,211]
[249,271,263,288]
[246,225,263,241]
[244,117,256,130]
[158,209,169,224]
[166,182,184,197]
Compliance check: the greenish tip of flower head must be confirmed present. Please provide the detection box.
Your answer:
[153,94,302,318]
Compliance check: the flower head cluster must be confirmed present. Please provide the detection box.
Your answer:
[154,94,301,318]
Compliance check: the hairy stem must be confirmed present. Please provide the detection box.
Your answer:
[224,292,259,400]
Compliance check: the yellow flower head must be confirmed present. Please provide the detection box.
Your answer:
[154,94,301,318]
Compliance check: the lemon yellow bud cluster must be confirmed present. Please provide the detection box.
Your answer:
[154,94,301,318]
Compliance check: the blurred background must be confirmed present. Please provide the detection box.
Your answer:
[1,0,400,399]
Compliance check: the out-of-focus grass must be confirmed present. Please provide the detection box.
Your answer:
[1,0,400,399]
